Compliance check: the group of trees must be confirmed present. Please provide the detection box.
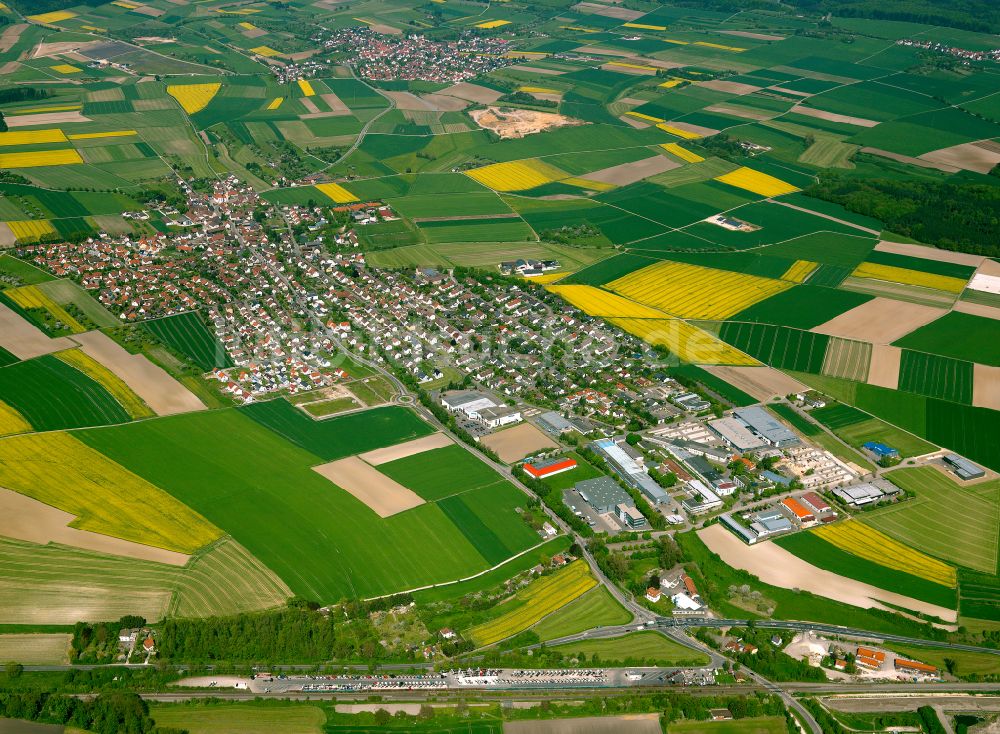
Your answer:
[0,690,182,734]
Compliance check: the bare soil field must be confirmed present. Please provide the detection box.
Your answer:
[6,111,92,127]
[867,344,902,389]
[479,422,557,463]
[600,62,656,76]
[860,148,958,172]
[506,714,662,734]
[720,30,786,41]
[874,240,984,267]
[792,105,879,128]
[824,695,1000,714]
[920,141,1000,174]
[299,97,320,114]
[573,2,644,20]
[241,26,267,38]
[703,365,807,401]
[72,331,206,416]
[438,82,502,104]
[973,363,1000,410]
[320,92,349,114]
[620,114,650,129]
[33,40,99,58]
[666,120,719,137]
[975,258,1000,278]
[0,303,76,359]
[770,86,810,97]
[358,432,453,465]
[584,155,678,185]
[0,223,16,248]
[700,79,762,95]
[0,486,191,565]
[811,297,946,344]
[0,24,26,54]
[312,457,424,517]
[418,93,469,112]
[471,107,586,139]
[0,633,71,664]
[134,5,165,17]
[954,300,1000,320]
[706,104,773,121]
[698,524,957,621]
[510,65,566,75]
[384,91,434,111]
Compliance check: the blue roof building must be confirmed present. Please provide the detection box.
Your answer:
[862,441,899,459]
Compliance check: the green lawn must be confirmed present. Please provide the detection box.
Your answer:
[541,451,603,492]
[548,631,710,667]
[302,397,360,417]
[865,468,999,573]
[667,717,788,734]
[152,703,326,734]
[531,585,632,641]
[885,643,1000,678]
[0,254,55,285]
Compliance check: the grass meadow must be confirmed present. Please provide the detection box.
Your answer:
[548,631,710,667]
[530,586,632,641]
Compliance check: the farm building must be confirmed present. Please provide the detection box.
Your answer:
[709,417,766,452]
[733,407,799,448]
[862,441,899,462]
[781,497,816,526]
[576,476,631,513]
[833,482,898,507]
[617,502,647,529]
[895,658,939,678]
[590,438,668,504]
[943,453,985,480]
[856,646,886,670]
[524,456,578,479]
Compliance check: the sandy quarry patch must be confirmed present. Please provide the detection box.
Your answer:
[6,111,92,127]
[811,297,946,344]
[471,106,586,139]
[954,300,1000,321]
[720,29,786,41]
[860,147,958,173]
[439,82,503,104]
[973,364,1000,411]
[480,422,558,463]
[706,104,773,121]
[358,432,454,465]
[0,303,76,359]
[791,105,879,128]
[620,114,650,129]
[921,141,1000,174]
[700,79,761,95]
[866,344,902,389]
[698,524,957,622]
[584,154,678,185]
[510,65,566,76]
[874,240,984,268]
[0,24,26,54]
[506,713,662,734]
[0,486,191,566]
[71,331,206,416]
[384,90,435,111]
[703,365,808,401]
[313,457,424,517]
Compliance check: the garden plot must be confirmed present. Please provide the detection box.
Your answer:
[811,298,945,344]
[0,303,76,359]
[581,154,678,186]
[313,456,425,517]
[357,432,454,465]
[698,523,957,621]
[71,331,206,416]
[702,365,807,401]
[480,422,558,463]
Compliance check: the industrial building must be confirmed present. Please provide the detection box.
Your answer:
[477,405,522,428]
[943,453,985,480]
[709,417,766,452]
[523,456,577,480]
[536,411,574,435]
[441,390,496,417]
[682,479,722,514]
[800,492,832,516]
[576,476,631,514]
[617,502,647,529]
[862,441,899,462]
[832,482,898,507]
[781,497,816,526]
[732,407,799,448]
[590,438,668,504]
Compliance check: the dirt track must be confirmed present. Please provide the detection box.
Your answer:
[703,365,806,401]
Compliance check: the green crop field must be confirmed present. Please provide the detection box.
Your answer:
[732,286,871,330]
[719,322,829,373]
[884,643,1000,678]
[152,703,326,734]
[897,350,973,404]
[241,400,433,461]
[375,444,504,501]
[548,631,710,667]
[0,355,131,430]
[959,569,1000,622]
[142,311,233,372]
[80,409,539,601]
[774,532,956,608]
[0,255,55,285]
[667,717,789,734]
[894,312,1000,368]
[530,586,632,641]
[865,468,999,573]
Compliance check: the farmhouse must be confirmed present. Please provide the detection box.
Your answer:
[576,476,630,513]
[943,453,985,480]
[524,456,577,479]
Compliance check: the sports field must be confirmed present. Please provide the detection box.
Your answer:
[864,468,999,573]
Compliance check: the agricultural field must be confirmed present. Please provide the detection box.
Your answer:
[530,586,632,641]
[667,718,788,734]
[151,703,327,734]
[547,631,711,667]
[142,312,233,372]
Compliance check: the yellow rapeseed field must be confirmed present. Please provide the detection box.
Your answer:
[608,261,793,320]
[476,19,511,28]
[6,221,56,242]
[239,21,257,30]
[715,166,798,197]
[524,272,568,285]
[465,159,566,191]
[518,86,559,94]
[67,130,137,140]
[298,79,316,97]
[782,260,818,283]
[851,262,967,294]
[660,142,703,163]
[251,45,280,57]
[657,122,701,140]
[6,285,85,332]
[608,61,658,72]
[167,83,221,114]
[111,0,140,8]
[623,22,667,30]
[0,129,68,146]
[316,182,359,204]
[659,78,684,88]
[0,401,31,437]
[56,349,154,420]
[9,105,80,115]
[814,520,956,588]
[50,64,82,74]
[27,10,76,23]
[468,561,596,646]
[266,97,283,110]
[547,284,670,319]
[561,177,615,192]
[694,41,745,52]
[610,317,758,365]
[0,149,83,168]
[0,433,222,554]
[627,111,666,123]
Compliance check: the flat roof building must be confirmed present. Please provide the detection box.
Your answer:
[833,482,889,506]
[721,513,758,544]
[709,417,766,452]
[862,441,899,459]
[591,438,668,505]
[617,502,647,529]
[733,407,800,447]
[577,476,631,514]
[537,411,574,435]
[943,453,985,480]
[524,456,577,479]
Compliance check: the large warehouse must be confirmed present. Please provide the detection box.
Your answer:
[576,476,631,514]
[733,407,799,448]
